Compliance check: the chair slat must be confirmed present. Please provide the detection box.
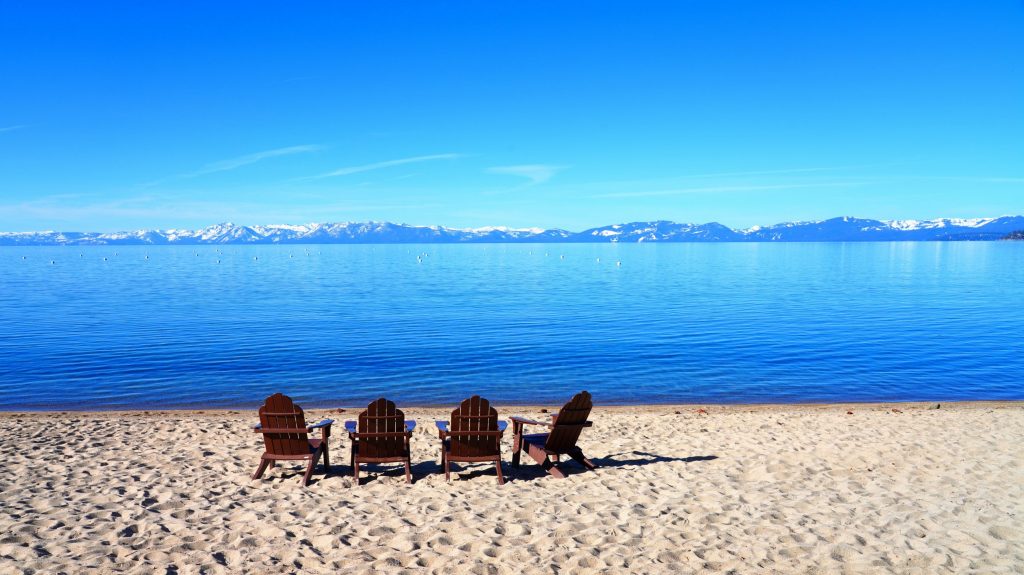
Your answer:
[259,392,310,456]
[358,398,407,458]
[544,391,593,453]
[450,395,499,458]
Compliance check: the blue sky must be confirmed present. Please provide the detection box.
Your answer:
[1,1,1022,232]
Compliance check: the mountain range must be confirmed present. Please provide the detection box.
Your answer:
[2,216,1022,245]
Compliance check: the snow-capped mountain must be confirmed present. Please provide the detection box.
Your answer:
[2,216,1022,245]
[739,216,1024,242]
[574,221,743,242]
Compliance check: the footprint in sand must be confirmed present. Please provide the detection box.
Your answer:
[988,525,1019,541]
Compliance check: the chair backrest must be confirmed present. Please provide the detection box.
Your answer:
[357,398,407,458]
[258,393,310,456]
[449,395,501,458]
[545,391,593,453]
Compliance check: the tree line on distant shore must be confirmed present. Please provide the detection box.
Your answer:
[1004,230,1024,240]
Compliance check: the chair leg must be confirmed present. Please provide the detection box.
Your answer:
[352,458,360,488]
[511,435,522,468]
[322,442,330,471]
[540,458,566,479]
[495,459,505,485]
[405,459,412,484]
[252,457,271,480]
[568,447,596,471]
[527,444,566,478]
[444,457,451,483]
[303,452,321,487]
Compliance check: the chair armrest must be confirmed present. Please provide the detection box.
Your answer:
[405,420,417,433]
[307,419,334,431]
[253,423,262,431]
[497,420,508,432]
[509,416,552,428]
[344,421,357,434]
[435,421,450,432]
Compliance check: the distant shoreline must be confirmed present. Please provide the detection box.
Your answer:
[3,215,1023,244]
[6,238,1024,246]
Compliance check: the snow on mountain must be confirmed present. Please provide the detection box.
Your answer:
[577,221,742,242]
[884,217,997,231]
[740,216,1024,241]
[2,216,1022,245]
[463,226,545,234]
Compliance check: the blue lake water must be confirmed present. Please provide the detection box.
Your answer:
[1,242,1022,410]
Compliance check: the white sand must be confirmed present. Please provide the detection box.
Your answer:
[1,402,1022,574]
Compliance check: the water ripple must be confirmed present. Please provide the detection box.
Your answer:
[1,242,1022,409]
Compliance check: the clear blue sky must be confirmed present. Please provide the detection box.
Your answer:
[1,1,1022,232]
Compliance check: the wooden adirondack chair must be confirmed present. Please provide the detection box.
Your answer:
[511,391,595,478]
[252,393,333,486]
[435,395,507,485]
[346,398,415,487]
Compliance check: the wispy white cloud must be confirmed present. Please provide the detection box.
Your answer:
[902,176,1024,184]
[973,177,1024,183]
[0,125,25,133]
[594,182,863,199]
[309,153,462,179]
[184,145,323,178]
[485,164,567,185]
[565,163,902,194]
[138,145,324,188]
[668,166,851,180]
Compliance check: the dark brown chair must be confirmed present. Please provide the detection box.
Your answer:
[435,395,507,485]
[511,391,595,478]
[252,393,333,486]
[345,398,415,487]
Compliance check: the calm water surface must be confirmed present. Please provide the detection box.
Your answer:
[1,243,1022,409]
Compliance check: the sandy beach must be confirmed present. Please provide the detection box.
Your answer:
[1,402,1022,574]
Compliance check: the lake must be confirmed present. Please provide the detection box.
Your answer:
[1,242,1022,410]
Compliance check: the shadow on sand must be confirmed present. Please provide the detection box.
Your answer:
[592,451,719,468]
[508,450,718,482]
[258,451,717,485]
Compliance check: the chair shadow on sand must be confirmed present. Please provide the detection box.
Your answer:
[264,461,429,486]
[256,452,718,485]
[594,451,719,468]
[346,461,440,486]
[508,450,718,482]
